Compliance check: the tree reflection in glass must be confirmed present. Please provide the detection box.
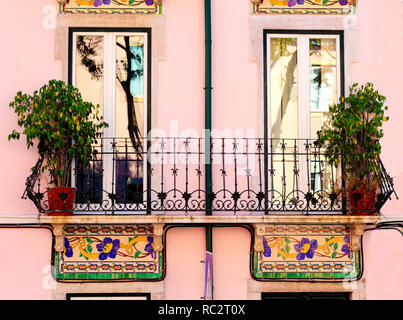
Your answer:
[75,35,146,205]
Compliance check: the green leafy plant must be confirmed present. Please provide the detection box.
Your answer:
[316,82,389,189]
[8,80,109,187]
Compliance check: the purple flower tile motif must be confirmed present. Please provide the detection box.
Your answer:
[288,0,348,7]
[145,236,154,258]
[93,0,112,7]
[263,237,271,258]
[64,238,73,258]
[288,0,304,6]
[93,0,103,7]
[96,237,120,260]
[294,238,318,260]
[342,236,351,259]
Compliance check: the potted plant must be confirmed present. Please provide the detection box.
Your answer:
[8,80,108,215]
[316,82,389,215]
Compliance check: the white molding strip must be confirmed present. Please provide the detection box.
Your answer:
[0,215,401,225]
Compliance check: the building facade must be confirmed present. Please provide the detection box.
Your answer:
[0,0,402,300]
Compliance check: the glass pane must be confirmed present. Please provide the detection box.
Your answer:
[309,38,338,138]
[74,35,105,204]
[75,143,103,204]
[115,35,146,204]
[270,38,298,140]
[309,38,338,194]
[269,38,298,200]
[75,35,104,120]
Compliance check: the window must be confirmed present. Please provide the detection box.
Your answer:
[262,292,350,300]
[265,31,343,141]
[66,293,150,300]
[264,31,344,203]
[69,28,151,212]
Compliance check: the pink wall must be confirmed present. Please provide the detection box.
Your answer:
[0,2,59,298]
[0,0,61,215]
[0,228,54,299]
[164,227,251,300]
[363,229,403,300]
[212,0,258,132]
[352,0,403,215]
[164,227,205,300]
[212,227,251,300]
[352,0,403,299]
[157,0,204,136]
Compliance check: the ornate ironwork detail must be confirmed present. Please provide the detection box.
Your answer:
[22,137,396,215]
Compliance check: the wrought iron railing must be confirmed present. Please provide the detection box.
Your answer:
[24,137,396,215]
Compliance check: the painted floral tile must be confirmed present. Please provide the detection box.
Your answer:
[254,225,360,280]
[255,0,356,15]
[62,0,159,14]
[56,224,162,280]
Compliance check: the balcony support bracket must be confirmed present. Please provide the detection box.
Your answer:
[350,224,366,252]
[53,224,65,253]
[152,223,164,253]
[254,224,268,253]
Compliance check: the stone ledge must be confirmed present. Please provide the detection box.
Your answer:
[247,278,366,300]
[0,214,399,225]
[55,280,165,300]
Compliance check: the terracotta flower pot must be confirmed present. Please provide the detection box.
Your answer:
[46,187,76,216]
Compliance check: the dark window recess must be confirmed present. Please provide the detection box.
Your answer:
[262,292,350,300]
[66,292,151,300]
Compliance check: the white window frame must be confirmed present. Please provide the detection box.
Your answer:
[71,31,149,214]
[266,33,341,141]
[265,32,343,214]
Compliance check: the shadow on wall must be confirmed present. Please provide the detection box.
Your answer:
[382,171,402,215]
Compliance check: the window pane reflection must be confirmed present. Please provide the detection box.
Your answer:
[115,36,145,204]
[270,38,299,197]
[309,38,338,194]
[74,35,105,204]
[270,38,298,141]
[310,38,337,139]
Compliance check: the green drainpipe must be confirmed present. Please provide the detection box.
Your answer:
[204,0,213,300]
[204,0,213,254]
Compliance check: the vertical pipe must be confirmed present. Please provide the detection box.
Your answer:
[205,0,212,220]
[204,0,213,300]
[204,0,213,248]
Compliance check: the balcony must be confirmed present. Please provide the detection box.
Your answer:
[25,137,396,216]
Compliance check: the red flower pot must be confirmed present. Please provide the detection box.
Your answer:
[348,187,377,216]
[46,187,76,216]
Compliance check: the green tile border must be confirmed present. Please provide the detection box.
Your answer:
[253,252,360,281]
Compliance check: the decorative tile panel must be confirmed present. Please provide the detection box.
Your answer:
[61,0,160,14]
[56,224,163,280]
[254,0,356,15]
[254,224,360,280]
